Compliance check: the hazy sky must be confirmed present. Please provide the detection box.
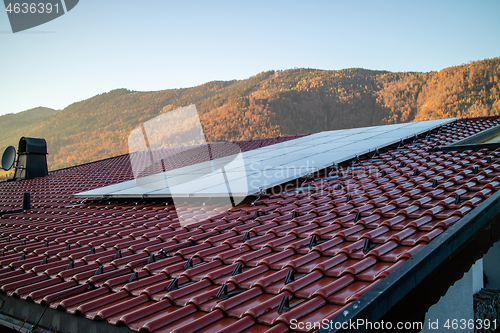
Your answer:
[1,0,499,116]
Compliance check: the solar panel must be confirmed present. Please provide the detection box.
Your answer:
[74,118,456,201]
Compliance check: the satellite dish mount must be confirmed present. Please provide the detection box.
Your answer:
[1,137,49,181]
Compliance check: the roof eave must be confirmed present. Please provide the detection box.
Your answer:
[0,292,131,333]
[320,188,500,333]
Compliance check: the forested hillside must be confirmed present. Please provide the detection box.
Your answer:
[1,57,499,176]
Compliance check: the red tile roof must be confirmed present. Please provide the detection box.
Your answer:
[1,119,500,332]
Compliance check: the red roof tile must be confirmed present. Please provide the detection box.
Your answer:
[2,119,500,332]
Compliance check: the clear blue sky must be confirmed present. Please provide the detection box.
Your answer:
[0,0,499,116]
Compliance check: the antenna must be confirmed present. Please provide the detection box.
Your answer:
[1,146,16,171]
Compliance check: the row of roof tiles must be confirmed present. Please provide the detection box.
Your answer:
[0,118,499,332]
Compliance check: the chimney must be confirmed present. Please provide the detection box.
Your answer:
[13,137,48,180]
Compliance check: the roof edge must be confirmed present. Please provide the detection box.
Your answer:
[448,123,500,147]
[319,188,500,333]
[0,292,131,333]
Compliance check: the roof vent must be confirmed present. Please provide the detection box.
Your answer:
[13,137,48,180]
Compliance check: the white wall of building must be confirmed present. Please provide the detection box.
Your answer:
[483,240,500,289]
[420,259,483,333]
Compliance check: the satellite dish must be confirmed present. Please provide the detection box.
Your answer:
[1,146,16,171]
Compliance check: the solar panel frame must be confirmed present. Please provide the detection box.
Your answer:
[73,118,456,199]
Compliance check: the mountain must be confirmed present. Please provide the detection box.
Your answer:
[0,58,499,175]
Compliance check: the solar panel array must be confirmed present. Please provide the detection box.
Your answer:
[74,118,456,199]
